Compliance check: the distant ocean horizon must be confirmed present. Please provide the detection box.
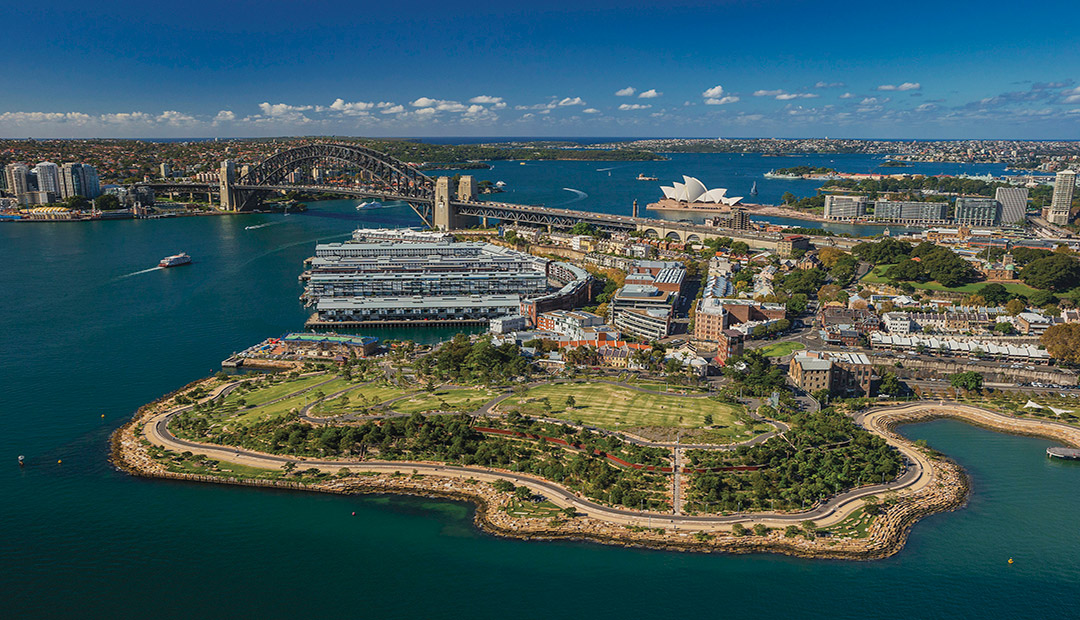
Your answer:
[12,136,1079,143]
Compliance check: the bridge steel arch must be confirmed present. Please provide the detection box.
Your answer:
[232,143,436,220]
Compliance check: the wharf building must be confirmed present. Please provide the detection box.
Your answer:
[307,235,592,327]
[1049,170,1076,226]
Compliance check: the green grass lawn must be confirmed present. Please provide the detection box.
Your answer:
[505,499,565,519]
[232,375,358,425]
[311,383,410,415]
[222,373,330,408]
[861,264,1038,296]
[390,387,498,415]
[500,382,747,432]
[756,341,805,358]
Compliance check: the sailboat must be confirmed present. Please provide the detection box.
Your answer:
[750,181,758,197]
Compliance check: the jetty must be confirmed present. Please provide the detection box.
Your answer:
[1047,446,1080,460]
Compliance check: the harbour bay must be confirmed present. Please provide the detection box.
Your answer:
[2,155,1078,618]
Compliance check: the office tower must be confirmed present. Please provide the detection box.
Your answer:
[1049,170,1076,226]
[995,187,1028,226]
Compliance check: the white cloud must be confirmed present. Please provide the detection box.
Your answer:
[409,97,467,112]
[258,102,313,117]
[583,108,600,114]
[0,111,93,124]
[558,96,585,106]
[878,82,921,91]
[615,87,636,97]
[754,89,784,97]
[702,85,727,99]
[839,92,856,99]
[157,110,197,126]
[414,107,437,117]
[776,93,819,100]
[705,96,740,105]
[815,81,845,88]
[213,110,236,122]
[618,103,652,111]
[328,98,376,115]
[638,89,662,99]
[469,95,503,105]
[100,112,154,124]
[915,103,938,112]
[380,104,405,114]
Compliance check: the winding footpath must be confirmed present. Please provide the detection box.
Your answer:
[131,379,1080,534]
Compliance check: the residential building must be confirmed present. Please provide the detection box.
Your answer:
[490,315,528,334]
[315,294,522,323]
[872,201,949,224]
[789,351,874,397]
[883,312,915,335]
[608,284,677,340]
[823,195,867,220]
[995,187,1028,226]
[32,162,61,199]
[4,163,29,197]
[1049,170,1076,226]
[954,198,1000,227]
[535,309,613,340]
[60,163,101,200]
[714,329,744,365]
[1016,312,1055,336]
[777,235,811,257]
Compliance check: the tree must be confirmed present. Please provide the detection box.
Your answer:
[731,523,747,537]
[978,283,1011,306]
[780,192,797,205]
[492,479,515,493]
[95,194,122,210]
[703,414,714,426]
[752,523,769,536]
[949,371,983,393]
[730,241,750,255]
[1020,254,1080,292]
[563,506,577,518]
[63,195,90,210]
[1005,298,1027,316]
[1041,323,1080,363]
[879,372,902,396]
[514,485,533,500]
[817,247,847,268]
[565,395,576,409]
[784,525,800,538]
[993,322,1015,335]
[786,293,809,315]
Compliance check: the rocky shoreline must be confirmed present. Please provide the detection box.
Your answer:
[114,386,1080,560]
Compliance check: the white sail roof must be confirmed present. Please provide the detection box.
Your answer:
[659,175,743,205]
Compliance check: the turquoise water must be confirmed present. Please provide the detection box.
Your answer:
[3,182,1079,618]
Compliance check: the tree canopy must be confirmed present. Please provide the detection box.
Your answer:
[1041,323,1080,363]
[1020,254,1080,292]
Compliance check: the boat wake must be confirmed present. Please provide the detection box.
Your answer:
[244,222,279,230]
[117,266,163,279]
[596,166,624,172]
[554,188,588,206]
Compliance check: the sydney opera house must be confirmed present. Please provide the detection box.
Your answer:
[659,175,743,206]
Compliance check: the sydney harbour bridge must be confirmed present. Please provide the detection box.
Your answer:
[139,141,823,250]
[142,142,644,233]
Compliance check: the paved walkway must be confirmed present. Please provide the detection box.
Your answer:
[150,388,1064,530]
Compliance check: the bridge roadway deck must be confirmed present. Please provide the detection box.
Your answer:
[142,181,855,248]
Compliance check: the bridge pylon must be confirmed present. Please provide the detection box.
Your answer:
[219,160,237,211]
[433,176,455,230]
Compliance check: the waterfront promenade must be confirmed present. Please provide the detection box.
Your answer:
[124,381,1080,536]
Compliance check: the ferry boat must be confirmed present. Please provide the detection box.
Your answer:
[750,181,758,196]
[637,173,659,181]
[355,201,382,210]
[159,252,191,268]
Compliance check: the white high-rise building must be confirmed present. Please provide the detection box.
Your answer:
[4,163,29,196]
[1049,170,1076,226]
[33,161,61,198]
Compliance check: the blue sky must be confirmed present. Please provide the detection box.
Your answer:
[2,0,1079,139]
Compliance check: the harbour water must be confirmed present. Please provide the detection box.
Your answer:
[439,152,1025,236]
[2,160,1078,617]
